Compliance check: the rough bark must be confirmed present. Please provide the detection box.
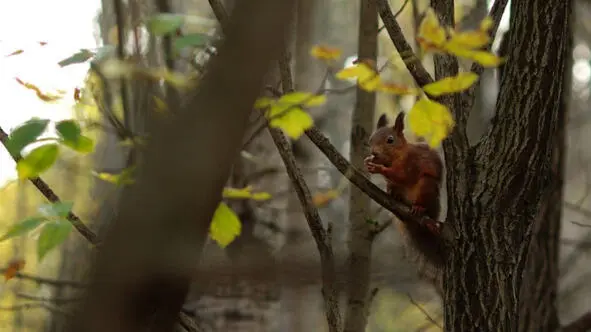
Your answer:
[443,0,572,331]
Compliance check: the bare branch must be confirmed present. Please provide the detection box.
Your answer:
[0,270,86,288]
[273,51,341,332]
[0,126,99,244]
[375,0,434,87]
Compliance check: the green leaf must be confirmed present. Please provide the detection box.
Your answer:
[267,105,314,139]
[5,118,50,155]
[55,120,94,153]
[58,49,95,67]
[37,220,72,262]
[63,135,95,153]
[174,33,208,51]
[209,202,241,248]
[55,120,81,142]
[16,144,60,179]
[147,13,183,36]
[93,166,135,186]
[0,217,45,242]
[38,201,73,218]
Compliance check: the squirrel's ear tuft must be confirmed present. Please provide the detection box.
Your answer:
[377,114,389,129]
[394,112,405,134]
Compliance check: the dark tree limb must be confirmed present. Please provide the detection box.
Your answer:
[274,37,341,332]
[563,312,591,332]
[66,1,297,331]
[375,0,434,87]
[269,127,342,332]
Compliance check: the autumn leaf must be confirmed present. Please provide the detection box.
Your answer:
[310,45,342,61]
[268,105,313,139]
[417,8,447,51]
[479,16,494,32]
[256,92,322,139]
[14,78,64,102]
[407,97,455,148]
[336,63,381,91]
[446,30,490,50]
[423,72,479,96]
[16,144,60,179]
[223,187,271,201]
[3,259,25,281]
[209,202,241,248]
[278,92,326,108]
[6,49,24,57]
[312,190,340,207]
[379,82,420,95]
[93,167,135,186]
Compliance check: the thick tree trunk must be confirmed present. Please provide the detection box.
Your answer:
[443,0,572,331]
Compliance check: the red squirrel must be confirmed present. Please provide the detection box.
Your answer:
[364,112,447,292]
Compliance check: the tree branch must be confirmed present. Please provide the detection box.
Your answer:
[0,126,99,245]
[563,312,591,332]
[375,0,434,87]
[274,44,341,332]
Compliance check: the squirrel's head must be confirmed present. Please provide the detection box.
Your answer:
[367,112,407,166]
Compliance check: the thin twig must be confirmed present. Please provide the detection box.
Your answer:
[112,0,132,130]
[378,0,410,33]
[273,51,342,332]
[0,126,99,244]
[0,269,87,288]
[406,293,443,330]
[375,0,434,87]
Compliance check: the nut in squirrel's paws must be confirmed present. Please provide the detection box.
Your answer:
[364,156,384,174]
[410,204,426,215]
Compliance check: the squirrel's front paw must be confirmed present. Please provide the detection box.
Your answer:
[365,162,385,174]
[410,204,426,215]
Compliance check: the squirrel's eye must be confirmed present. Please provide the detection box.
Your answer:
[386,135,395,144]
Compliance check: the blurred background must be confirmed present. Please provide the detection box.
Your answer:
[0,0,588,331]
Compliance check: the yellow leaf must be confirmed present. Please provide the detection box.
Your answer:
[254,97,275,109]
[335,62,378,81]
[448,47,505,67]
[480,16,494,32]
[153,96,168,113]
[209,202,241,248]
[310,45,342,61]
[423,72,479,96]
[312,190,339,207]
[93,167,135,186]
[446,30,490,50]
[223,187,271,201]
[417,8,447,50]
[268,105,313,139]
[407,97,455,148]
[379,82,420,95]
[278,92,326,108]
